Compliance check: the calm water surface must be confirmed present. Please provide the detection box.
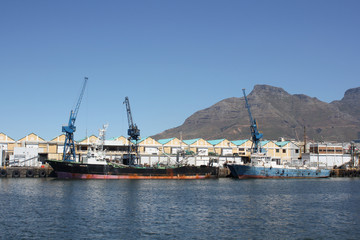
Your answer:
[0,178,359,239]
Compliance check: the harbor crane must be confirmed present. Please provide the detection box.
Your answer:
[242,88,263,153]
[62,77,88,162]
[123,96,140,165]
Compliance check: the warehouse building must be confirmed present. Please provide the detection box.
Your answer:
[182,138,212,156]
[207,139,237,156]
[303,143,351,168]
[0,132,355,168]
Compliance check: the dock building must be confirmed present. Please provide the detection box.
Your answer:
[0,132,356,169]
[302,143,351,168]
[182,138,212,156]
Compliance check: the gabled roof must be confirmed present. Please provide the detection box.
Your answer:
[0,132,15,142]
[157,137,175,145]
[109,136,122,141]
[18,133,45,142]
[275,141,290,147]
[50,134,65,142]
[135,137,160,145]
[138,137,149,144]
[109,136,128,142]
[183,138,201,145]
[231,139,248,146]
[207,139,226,146]
[77,135,99,143]
[260,140,270,147]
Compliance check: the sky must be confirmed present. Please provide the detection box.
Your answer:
[1,0,359,141]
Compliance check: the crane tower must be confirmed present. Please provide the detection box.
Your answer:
[62,77,88,162]
[123,96,140,165]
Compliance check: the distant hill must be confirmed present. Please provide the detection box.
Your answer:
[152,85,360,141]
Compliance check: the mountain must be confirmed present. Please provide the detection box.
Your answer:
[331,87,360,121]
[152,85,360,141]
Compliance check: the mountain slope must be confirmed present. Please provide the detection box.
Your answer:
[152,85,360,141]
[331,87,360,121]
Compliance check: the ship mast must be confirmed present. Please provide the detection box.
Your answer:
[303,126,307,154]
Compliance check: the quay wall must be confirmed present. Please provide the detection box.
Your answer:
[0,166,53,178]
[330,169,360,177]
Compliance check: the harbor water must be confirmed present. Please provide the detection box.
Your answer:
[1,178,360,239]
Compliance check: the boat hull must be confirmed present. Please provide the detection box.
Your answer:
[47,160,219,179]
[228,164,330,179]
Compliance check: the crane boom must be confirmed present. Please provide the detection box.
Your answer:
[62,77,88,161]
[72,78,88,122]
[242,88,263,153]
[124,97,134,129]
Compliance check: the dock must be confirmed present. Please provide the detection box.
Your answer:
[0,166,53,178]
[330,169,360,177]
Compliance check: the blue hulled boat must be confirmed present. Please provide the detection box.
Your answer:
[228,153,330,179]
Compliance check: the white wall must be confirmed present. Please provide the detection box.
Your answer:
[145,147,159,155]
[222,148,233,156]
[10,147,41,167]
[139,155,242,167]
[302,153,351,169]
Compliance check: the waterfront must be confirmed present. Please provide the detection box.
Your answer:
[0,178,359,239]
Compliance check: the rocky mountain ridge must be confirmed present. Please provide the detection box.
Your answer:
[153,85,360,142]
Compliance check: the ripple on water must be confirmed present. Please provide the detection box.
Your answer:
[0,178,360,239]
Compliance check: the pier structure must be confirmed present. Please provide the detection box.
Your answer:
[0,166,53,178]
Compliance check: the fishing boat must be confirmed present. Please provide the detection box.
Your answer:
[227,153,330,179]
[47,134,218,179]
[47,159,218,179]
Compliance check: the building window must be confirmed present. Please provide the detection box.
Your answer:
[106,146,117,151]
[282,149,286,153]
[276,149,279,153]
[295,149,299,153]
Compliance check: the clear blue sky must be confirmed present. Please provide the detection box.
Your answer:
[1,0,359,141]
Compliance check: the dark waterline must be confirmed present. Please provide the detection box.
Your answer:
[1,178,359,239]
